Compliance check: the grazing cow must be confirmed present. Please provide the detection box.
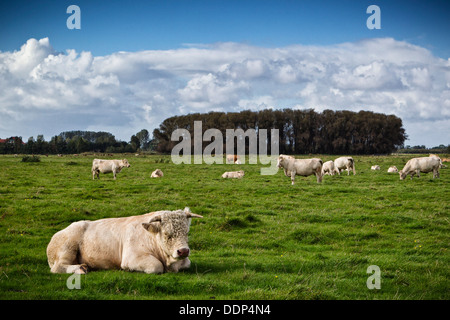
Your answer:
[151,169,164,178]
[399,157,440,180]
[92,159,130,180]
[322,160,339,176]
[334,156,356,175]
[226,154,240,164]
[277,155,323,185]
[47,207,203,274]
[371,165,381,170]
[387,166,398,173]
[222,170,245,179]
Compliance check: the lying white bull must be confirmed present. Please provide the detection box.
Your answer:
[334,156,356,175]
[151,169,164,178]
[387,166,398,173]
[222,170,245,179]
[277,155,323,185]
[371,165,380,170]
[92,159,130,180]
[322,160,339,175]
[399,157,440,180]
[47,207,203,274]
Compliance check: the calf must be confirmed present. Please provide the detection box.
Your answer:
[322,160,339,175]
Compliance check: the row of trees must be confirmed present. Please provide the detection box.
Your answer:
[0,129,153,154]
[153,109,407,155]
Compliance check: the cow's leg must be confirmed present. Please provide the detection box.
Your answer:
[315,169,323,183]
[290,172,296,185]
[347,166,350,175]
[169,258,191,273]
[48,244,88,274]
[416,170,421,178]
[121,254,164,274]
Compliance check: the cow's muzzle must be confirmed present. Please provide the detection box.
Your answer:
[177,248,190,258]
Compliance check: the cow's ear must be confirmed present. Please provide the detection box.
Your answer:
[142,222,160,233]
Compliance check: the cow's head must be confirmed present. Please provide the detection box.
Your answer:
[122,159,130,167]
[142,208,203,260]
[398,170,407,180]
[277,155,286,168]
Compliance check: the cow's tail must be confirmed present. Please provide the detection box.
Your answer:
[349,157,356,175]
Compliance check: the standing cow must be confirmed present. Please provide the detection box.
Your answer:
[92,159,130,180]
[334,156,356,175]
[322,160,339,176]
[399,157,440,180]
[277,155,323,185]
[47,207,203,274]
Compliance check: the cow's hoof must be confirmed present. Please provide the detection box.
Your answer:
[76,264,88,274]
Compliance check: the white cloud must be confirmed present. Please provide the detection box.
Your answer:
[0,37,449,147]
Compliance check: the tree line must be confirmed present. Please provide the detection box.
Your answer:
[153,109,407,155]
[0,129,154,154]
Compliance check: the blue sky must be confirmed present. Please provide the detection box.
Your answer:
[1,0,449,57]
[0,0,449,147]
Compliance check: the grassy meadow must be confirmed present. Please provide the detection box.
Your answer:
[0,153,449,300]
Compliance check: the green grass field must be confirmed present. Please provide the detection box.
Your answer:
[0,154,448,300]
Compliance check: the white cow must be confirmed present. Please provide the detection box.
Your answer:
[151,169,164,178]
[226,154,240,164]
[399,157,441,180]
[429,154,443,168]
[222,170,245,179]
[387,166,398,173]
[279,154,295,177]
[47,207,203,274]
[322,160,339,175]
[277,155,323,185]
[334,156,356,175]
[92,159,130,180]
[371,165,381,170]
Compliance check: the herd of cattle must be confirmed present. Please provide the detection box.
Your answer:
[46,153,445,276]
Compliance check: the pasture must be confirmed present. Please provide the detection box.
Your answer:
[0,154,448,300]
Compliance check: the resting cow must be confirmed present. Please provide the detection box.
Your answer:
[277,155,323,185]
[399,157,440,180]
[371,165,380,170]
[387,166,398,173]
[151,169,164,178]
[92,159,130,180]
[47,207,203,274]
[222,170,245,179]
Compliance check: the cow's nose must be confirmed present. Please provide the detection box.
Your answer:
[177,248,190,257]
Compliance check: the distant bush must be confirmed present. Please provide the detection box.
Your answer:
[21,155,40,162]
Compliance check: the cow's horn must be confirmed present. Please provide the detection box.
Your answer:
[186,212,203,219]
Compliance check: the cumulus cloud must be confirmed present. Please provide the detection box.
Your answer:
[0,37,449,146]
